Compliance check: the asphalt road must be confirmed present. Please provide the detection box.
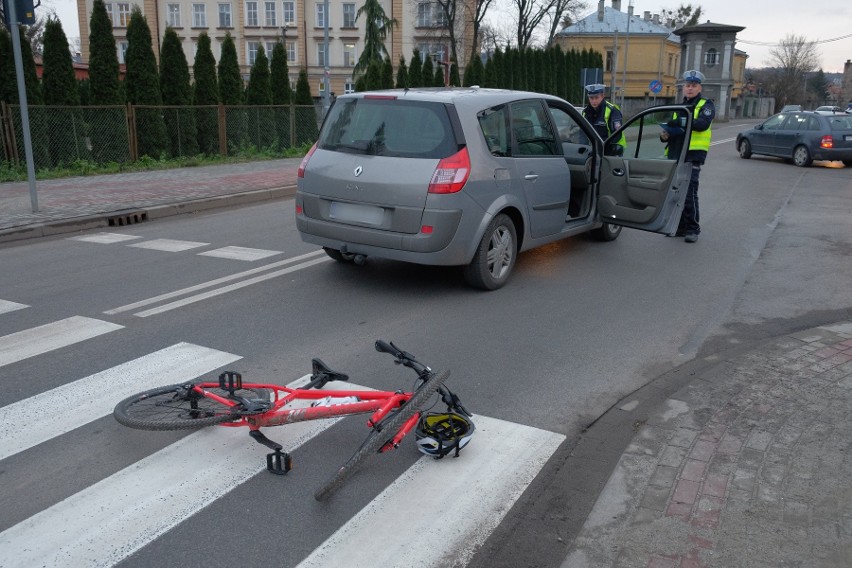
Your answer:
[1,124,851,567]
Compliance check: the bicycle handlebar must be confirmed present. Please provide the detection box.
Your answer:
[375,340,430,375]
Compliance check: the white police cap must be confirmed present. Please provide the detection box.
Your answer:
[584,83,606,95]
[682,70,704,84]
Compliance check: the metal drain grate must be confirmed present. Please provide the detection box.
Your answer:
[107,211,148,226]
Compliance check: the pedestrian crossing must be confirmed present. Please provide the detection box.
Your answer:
[0,306,566,568]
[69,232,285,262]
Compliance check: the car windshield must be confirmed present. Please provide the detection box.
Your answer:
[318,97,458,159]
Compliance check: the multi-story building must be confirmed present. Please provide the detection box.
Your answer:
[554,0,749,120]
[75,0,474,98]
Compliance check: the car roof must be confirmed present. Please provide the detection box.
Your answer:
[337,87,566,111]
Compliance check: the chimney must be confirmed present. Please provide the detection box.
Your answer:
[598,0,604,21]
[644,10,650,21]
[612,0,621,10]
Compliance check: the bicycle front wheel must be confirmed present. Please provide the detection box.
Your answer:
[314,369,450,501]
[114,384,255,431]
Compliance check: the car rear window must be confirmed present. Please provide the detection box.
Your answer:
[828,115,852,130]
[318,97,458,159]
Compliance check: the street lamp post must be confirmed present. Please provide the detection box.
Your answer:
[322,0,330,116]
[619,0,634,110]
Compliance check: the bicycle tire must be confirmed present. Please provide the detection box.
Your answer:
[314,369,450,501]
[113,384,265,431]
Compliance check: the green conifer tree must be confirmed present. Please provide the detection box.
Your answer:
[125,7,167,158]
[449,57,460,87]
[42,17,84,166]
[270,41,293,148]
[434,64,444,87]
[192,32,219,155]
[0,30,16,104]
[3,27,50,167]
[86,0,126,163]
[293,68,318,145]
[408,49,422,88]
[245,45,273,149]
[395,55,408,88]
[421,55,434,88]
[492,47,504,89]
[365,59,382,90]
[381,56,394,89]
[160,27,198,157]
[463,52,483,87]
[218,33,245,152]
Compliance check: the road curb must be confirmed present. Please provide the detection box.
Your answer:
[0,185,296,245]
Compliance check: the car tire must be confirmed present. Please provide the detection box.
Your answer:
[738,138,752,159]
[463,213,517,290]
[590,222,622,242]
[792,145,812,167]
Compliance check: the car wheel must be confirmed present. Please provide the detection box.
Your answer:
[792,145,812,167]
[323,247,349,263]
[590,222,622,242]
[463,213,517,290]
[738,138,752,159]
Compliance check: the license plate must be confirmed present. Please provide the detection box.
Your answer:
[329,201,384,225]
[845,135,852,141]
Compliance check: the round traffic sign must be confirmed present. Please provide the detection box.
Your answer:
[649,80,663,94]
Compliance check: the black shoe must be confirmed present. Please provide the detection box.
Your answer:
[684,233,699,243]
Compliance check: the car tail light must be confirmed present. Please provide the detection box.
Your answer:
[364,94,398,100]
[298,142,318,178]
[820,135,833,149]
[428,147,471,194]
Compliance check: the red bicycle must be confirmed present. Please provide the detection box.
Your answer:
[113,340,470,500]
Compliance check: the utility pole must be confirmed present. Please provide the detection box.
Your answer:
[322,0,330,116]
[620,1,634,110]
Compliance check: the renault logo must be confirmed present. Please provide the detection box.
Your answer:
[354,166,363,177]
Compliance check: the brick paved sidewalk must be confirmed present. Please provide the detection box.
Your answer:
[0,158,301,241]
[562,322,852,568]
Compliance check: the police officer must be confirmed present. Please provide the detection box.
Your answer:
[660,69,715,243]
[582,84,626,154]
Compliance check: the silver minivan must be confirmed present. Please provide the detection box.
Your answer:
[296,88,697,289]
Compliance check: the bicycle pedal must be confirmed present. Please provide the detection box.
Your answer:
[266,450,292,475]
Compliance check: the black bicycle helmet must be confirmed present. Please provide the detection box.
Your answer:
[414,412,475,458]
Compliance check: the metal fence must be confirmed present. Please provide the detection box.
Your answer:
[0,102,321,169]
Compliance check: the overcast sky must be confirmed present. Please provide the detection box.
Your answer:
[43,0,851,73]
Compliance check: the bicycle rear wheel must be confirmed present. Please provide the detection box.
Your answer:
[114,384,264,431]
[314,369,450,501]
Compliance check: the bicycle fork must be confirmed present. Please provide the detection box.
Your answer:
[379,411,421,453]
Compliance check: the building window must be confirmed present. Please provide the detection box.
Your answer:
[343,42,356,67]
[606,50,615,72]
[286,41,296,63]
[117,41,129,64]
[282,1,295,24]
[704,48,719,68]
[218,3,232,27]
[266,41,277,57]
[246,1,258,26]
[265,1,276,25]
[416,3,430,27]
[105,3,114,25]
[116,2,131,27]
[167,4,181,27]
[342,3,355,27]
[316,2,326,27]
[418,43,447,64]
[248,41,260,65]
[317,43,327,66]
[344,80,355,94]
[192,3,207,27]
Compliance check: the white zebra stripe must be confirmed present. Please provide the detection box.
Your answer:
[297,415,565,568]
[0,300,28,315]
[0,316,123,368]
[0,342,241,462]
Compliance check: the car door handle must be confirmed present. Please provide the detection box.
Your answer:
[524,174,539,181]
[612,168,625,176]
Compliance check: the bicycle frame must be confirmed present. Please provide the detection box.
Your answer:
[190,382,414,431]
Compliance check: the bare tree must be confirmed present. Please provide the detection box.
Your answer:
[545,0,586,45]
[767,33,820,109]
[660,4,703,28]
[511,0,557,50]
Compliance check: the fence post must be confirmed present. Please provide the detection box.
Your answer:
[126,103,138,161]
[218,104,227,156]
[290,103,295,148]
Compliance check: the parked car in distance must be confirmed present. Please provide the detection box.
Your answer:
[736,110,852,167]
[780,104,803,112]
[295,87,698,289]
[814,105,846,115]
